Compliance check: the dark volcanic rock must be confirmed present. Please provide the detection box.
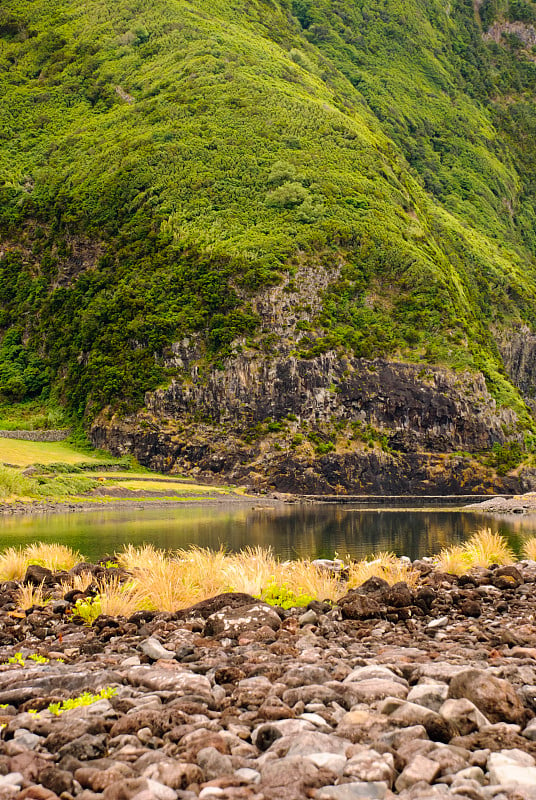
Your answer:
[91,356,523,494]
[37,767,74,796]
[384,582,413,608]
[337,591,383,620]
[24,565,53,586]
[491,565,523,589]
[175,592,258,620]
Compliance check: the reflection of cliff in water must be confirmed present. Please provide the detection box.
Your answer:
[1,505,536,562]
[240,508,497,560]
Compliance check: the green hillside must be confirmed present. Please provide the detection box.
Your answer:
[1,0,536,426]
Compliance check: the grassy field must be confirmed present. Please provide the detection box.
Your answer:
[109,478,235,494]
[0,437,241,502]
[0,438,118,467]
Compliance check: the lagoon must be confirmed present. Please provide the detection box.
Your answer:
[1,502,535,561]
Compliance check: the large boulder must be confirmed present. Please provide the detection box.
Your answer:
[337,593,383,620]
[175,592,258,620]
[448,669,527,725]
[204,603,281,637]
[23,565,53,586]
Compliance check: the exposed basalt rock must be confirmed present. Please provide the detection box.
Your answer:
[91,356,527,495]
[144,356,514,453]
[484,20,536,47]
[497,326,536,415]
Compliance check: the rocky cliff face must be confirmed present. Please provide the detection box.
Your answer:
[498,326,536,416]
[90,355,529,495]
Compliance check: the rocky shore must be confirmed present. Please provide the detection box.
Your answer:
[0,495,276,517]
[2,560,536,800]
[464,494,536,516]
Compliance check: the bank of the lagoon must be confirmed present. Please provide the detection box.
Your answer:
[1,504,536,563]
[2,534,536,799]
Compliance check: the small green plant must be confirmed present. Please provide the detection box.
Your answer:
[6,652,52,666]
[485,441,525,476]
[73,595,102,625]
[47,687,117,716]
[28,654,49,664]
[260,581,314,609]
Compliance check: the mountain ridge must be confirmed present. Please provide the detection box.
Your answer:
[2,0,536,490]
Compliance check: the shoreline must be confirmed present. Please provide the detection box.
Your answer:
[1,554,536,798]
[2,485,536,518]
[0,493,283,517]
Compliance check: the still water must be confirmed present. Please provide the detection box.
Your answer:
[1,503,536,561]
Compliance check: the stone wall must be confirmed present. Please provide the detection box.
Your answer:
[0,429,70,442]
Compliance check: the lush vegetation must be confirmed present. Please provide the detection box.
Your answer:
[1,0,536,427]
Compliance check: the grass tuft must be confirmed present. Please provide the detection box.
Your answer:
[24,543,81,572]
[435,544,471,576]
[97,576,146,617]
[435,528,514,574]
[279,559,342,603]
[462,528,514,568]
[14,582,50,610]
[0,547,28,581]
[522,537,536,562]
[222,546,279,596]
[116,544,166,571]
[346,552,419,589]
[61,572,95,594]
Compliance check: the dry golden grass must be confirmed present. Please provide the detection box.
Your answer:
[0,543,80,580]
[175,546,229,598]
[96,576,146,617]
[24,543,80,571]
[4,532,519,615]
[435,529,514,574]
[435,545,470,576]
[116,544,166,571]
[463,528,514,568]
[14,582,50,609]
[0,547,28,581]
[280,559,343,602]
[346,552,419,590]
[222,546,279,596]
[523,537,536,561]
[131,558,201,611]
[125,545,341,609]
[60,571,95,594]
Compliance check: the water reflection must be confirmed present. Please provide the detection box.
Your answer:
[1,503,536,562]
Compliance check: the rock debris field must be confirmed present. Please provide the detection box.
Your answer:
[2,561,536,800]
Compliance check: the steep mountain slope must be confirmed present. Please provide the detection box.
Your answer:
[2,0,536,492]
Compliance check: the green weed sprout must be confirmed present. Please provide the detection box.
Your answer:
[260,581,313,609]
[47,687,117,716]
[28,654,49,664]
[73,595,102,625]
[7,653,25,666]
